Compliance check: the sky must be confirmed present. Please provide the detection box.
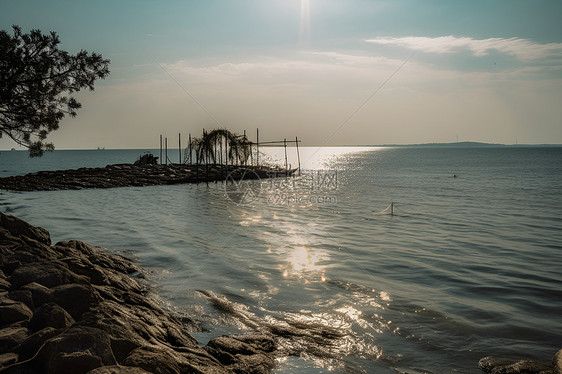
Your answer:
[1,0,561,149]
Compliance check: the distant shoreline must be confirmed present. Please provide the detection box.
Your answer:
[2,142,562,152]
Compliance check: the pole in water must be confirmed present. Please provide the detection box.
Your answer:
[188,133,192,165]
[295,136,301,175]
[256,128,259,167]
[159,134,162,165]
[178,133,181,164]
[165,137,168,165]
[284,138,288,174]
[390,202,394,216]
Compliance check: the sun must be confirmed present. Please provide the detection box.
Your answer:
[299,0,311,45]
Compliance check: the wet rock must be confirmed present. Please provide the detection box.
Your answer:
[478,356,554,374]
[30,302,74,330]
[205,334,276,373]
[0,326,28,351]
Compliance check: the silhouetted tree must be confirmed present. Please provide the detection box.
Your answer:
[195,129,253,166]
[0,26,110,156]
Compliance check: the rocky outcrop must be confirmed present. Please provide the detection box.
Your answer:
[0,212,276,373]
[478,350,562,374]
[0,164,275,192]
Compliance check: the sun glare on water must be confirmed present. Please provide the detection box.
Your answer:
[281,245,326,282]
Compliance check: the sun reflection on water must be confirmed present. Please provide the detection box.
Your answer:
[280,245,328,283]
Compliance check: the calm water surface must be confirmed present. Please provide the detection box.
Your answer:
[1,147,561,374]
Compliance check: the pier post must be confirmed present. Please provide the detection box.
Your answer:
[284,138,288,174]
[188,133,192,165]
[296,136,301,174]
[178,133,181,164]
[165,137,168,166]
[160,134,162,165]
[256,128,259,167]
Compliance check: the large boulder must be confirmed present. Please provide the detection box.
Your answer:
[0,213,51,245]
[0,298,33,326]
[30,302,74,330]
[0,326,29,352]
[40,327,116,374]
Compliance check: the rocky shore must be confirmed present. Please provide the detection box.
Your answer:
[0,164,284,192]
[479,352,562,374]
[0,212,276,373]
[1,212,560,374]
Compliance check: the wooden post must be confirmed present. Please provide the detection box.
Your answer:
[188,133,192,165]
[178,133,181,164]
[159,134,162,165]
[204,129,208,181]
[284,138,288,174]
[243,130,246,166]
[295,136,301,174]
[256,128,259,167]
[165,137,168,165]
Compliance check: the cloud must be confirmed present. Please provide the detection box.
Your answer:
[365,36,562,62]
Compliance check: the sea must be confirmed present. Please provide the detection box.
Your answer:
[1,146,561,374]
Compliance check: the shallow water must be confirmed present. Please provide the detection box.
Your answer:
[1,146,561,373]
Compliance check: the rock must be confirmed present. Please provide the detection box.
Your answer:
[554,349,562,374]
[77,299,197,362]
[121,346,181,374]
[40,327,116,373]
[8,290,34,310]
[86,365,152,374]
[0,326,28,352]
[0,299,33,326]
[0,278,10,291]
[50,283,100,320]
[205,334,276,374]
[21,282,51,307]
[17,327,60,360]
[478,356,553,374]
[10,262,88,289]
[0,352,19,367]
[0,213,51,245]
[49,351,103,374]
[31,302,74,330]
[0,213,280,374]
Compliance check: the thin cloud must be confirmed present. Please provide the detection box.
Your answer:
[365,36,562,62]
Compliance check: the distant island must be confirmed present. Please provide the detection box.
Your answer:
[365,141,562,148]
